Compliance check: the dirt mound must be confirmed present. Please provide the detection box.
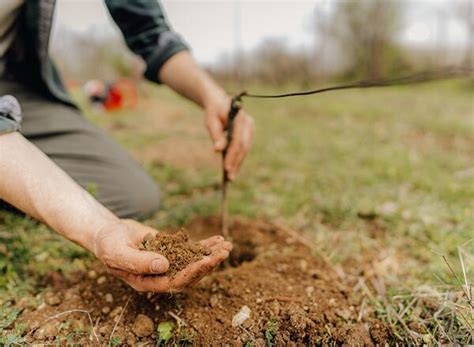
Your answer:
[139,231,210,277]
[11,217,391,345]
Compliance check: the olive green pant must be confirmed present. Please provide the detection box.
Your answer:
[0,79,160,219]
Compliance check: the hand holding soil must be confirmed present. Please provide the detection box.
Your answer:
[93,219,232,292]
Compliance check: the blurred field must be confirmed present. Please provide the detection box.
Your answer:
[0,79,473,343]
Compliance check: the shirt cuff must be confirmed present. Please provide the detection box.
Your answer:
[143,31,189,84]
[0,95,22,134]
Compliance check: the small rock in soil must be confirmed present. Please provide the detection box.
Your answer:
[210,294,219,307]
[132,314,154,337]
[102,306,111,315]
[44,292,61,306]
[87,270,97,279]
[34,322,58,339]
[110,306,122,318]
[105,293,113,303]
[97,276,107,285]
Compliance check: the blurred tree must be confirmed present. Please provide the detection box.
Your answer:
[315,0,408,80]
[454,1,474,69]
[249,38,313,87]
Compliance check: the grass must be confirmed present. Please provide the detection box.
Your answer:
[1,79,473,344]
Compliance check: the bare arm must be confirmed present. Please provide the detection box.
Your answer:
[159,51,255,180]
[0,132,231,292]
[0,132,116,250]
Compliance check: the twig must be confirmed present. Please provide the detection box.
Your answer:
[168,310,199,333]
[357,297,366,322]
[108,295,131,345]
[238,325,260,347]
[458,247,471,303]
[167,310,187,327]
[442,255,473,308]
[27,309,99,344]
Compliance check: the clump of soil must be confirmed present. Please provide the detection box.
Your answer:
[139,230,210,277]
[10,216,392,345]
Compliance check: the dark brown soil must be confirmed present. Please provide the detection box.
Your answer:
[139,230,210,277]
[10,216,391,345]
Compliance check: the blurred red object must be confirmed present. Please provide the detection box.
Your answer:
[104,84,123,111]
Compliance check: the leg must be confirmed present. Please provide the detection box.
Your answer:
[1,80,160,219]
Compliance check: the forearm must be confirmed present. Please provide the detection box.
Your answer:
[0,132,118,252]
[159,51,228,108]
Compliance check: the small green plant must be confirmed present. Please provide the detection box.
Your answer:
[157,321,174,345]
[265,319,277,346]
[110,336,122,346]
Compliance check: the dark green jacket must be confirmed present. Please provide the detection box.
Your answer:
[1,0,188,134]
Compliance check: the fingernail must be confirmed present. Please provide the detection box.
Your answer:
[151,258,167,273]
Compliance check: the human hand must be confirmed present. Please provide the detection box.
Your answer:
[93,219,232,292]
[204,94,254,181]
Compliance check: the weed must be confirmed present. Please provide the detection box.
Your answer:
[265,318,277,346]
[157,321,174,345]
[110,336,122,346]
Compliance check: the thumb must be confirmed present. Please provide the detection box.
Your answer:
[206,114,227,152]
[106,246,170,275]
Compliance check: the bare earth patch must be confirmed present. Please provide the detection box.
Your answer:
[13,217,391,345]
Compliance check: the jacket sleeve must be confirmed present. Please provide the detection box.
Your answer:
[104,0,189,83]
[0,95,22,135]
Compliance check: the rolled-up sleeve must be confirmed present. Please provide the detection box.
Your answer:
[0,95,22,135]
[105,0,189,83]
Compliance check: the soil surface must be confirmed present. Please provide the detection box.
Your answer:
[139,230,210,277]
[11,217,391,345]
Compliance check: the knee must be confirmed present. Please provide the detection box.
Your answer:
[100,176,161,220]
[125,181,161,219]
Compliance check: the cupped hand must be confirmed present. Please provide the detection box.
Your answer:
[205,94,254,181]
[93,219,232,292]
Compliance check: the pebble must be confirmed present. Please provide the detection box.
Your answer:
[105,293,113,303]
[44,292,61,306]
[97,276,107,285]
[110,306,123,318]
[102,306,111,315]
[88,270,97,279]
[305,286,315,297]
[126,335,136,345]
[132,314,154,337]
[99,325,109,335]
[34,322,58,339]
[271,301,281,316]
[255,297,263,304]
[299,259,308,271]
[329,298,337,306]
[210,294,219,308]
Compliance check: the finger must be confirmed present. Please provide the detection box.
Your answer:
[225,115,254,179]
[206,114,227,152]
[121,219,159,243]
[199,235,225,248]
[171,249,230,290]
[103,246,169,275]
[110,268,171,293]
[207,240,233,254]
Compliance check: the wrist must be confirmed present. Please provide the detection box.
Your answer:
[199,79,229,110]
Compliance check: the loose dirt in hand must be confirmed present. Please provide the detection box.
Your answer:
[10,217,392,345]
[139,231,210,277]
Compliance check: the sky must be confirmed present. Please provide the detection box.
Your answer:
[53,0,471,65]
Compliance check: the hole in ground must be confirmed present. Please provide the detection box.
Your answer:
[227,240,257,267]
